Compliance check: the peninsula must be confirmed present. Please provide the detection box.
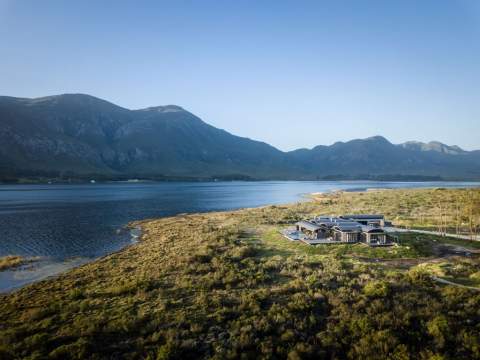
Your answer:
[1,188,480,359]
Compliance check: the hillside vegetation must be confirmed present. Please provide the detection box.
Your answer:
[311,188,480,235]
[2,94,480,181]
[0,256,24,271]
[0,188,480,359]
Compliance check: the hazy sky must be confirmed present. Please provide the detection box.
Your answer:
[1,0,479,150]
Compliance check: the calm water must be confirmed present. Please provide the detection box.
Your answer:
[0,180,479,291]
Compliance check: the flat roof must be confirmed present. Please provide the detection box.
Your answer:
[341,214,384,220]
[296,221,321,231]
[361,226,386,233]
[333,224,362,232]
[314,216,356,222]
[314,220,337,227]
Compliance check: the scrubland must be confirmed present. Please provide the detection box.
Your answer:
[0,188,479,359]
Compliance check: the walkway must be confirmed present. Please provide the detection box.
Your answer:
[432,276,480,291]
[384,227,480,241]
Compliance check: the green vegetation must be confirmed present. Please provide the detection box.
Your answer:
[3,94,480,181]
[0,256,40,271]
[1,188,480,359]
[0,256,25,271]
[311,188,480,234]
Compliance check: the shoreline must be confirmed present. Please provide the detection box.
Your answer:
[0,197,307,293]
[2,179,480,187]
[4,178,480,185]
[0,226,142,293]
[1,187,480,358]
[1,185,479,293]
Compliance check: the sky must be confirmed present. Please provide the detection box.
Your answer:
[1,0,479,151]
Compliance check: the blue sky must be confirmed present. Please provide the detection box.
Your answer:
[1,0,479,150]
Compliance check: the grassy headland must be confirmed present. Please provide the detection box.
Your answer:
[0,256,25,271]
[0,188,479,359]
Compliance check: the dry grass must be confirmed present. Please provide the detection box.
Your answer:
[0,256,24,271]
[0,188,479,359]
[310,188,480,233]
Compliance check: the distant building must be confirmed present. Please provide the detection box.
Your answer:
[360,226,388,245]
[332,223,362,242]
[288,214,394,246]
[295,221,324,239]
[340,214,385,227]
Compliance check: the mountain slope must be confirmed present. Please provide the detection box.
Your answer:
[289,136,480,179]
[399,141,467,155]
[0,94,479,180]
[0,94,290,179]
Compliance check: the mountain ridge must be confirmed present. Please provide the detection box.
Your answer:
[1,93,479,181]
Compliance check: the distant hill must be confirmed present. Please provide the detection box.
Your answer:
[1,94,479,181]
[289,136,480,180]
[399,141,467,155]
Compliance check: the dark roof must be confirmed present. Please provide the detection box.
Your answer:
[341,214,384,220]
[315,217,333,221]
[333,224,362,232]
[296,221,321,231]
[314,220,337,227]
[361,226,386,233]
[314,217,360,228]
[337,221,362,226]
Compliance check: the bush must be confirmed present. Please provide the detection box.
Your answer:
[68,288,84,300]
[363,281,389,298]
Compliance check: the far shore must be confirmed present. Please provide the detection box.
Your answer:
[3,177,480,185]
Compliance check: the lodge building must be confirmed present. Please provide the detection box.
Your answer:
[289,214,392,246]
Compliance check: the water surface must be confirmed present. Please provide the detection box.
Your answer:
[1,180,478,291]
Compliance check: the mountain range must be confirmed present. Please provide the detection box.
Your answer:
[1,94,479,181]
